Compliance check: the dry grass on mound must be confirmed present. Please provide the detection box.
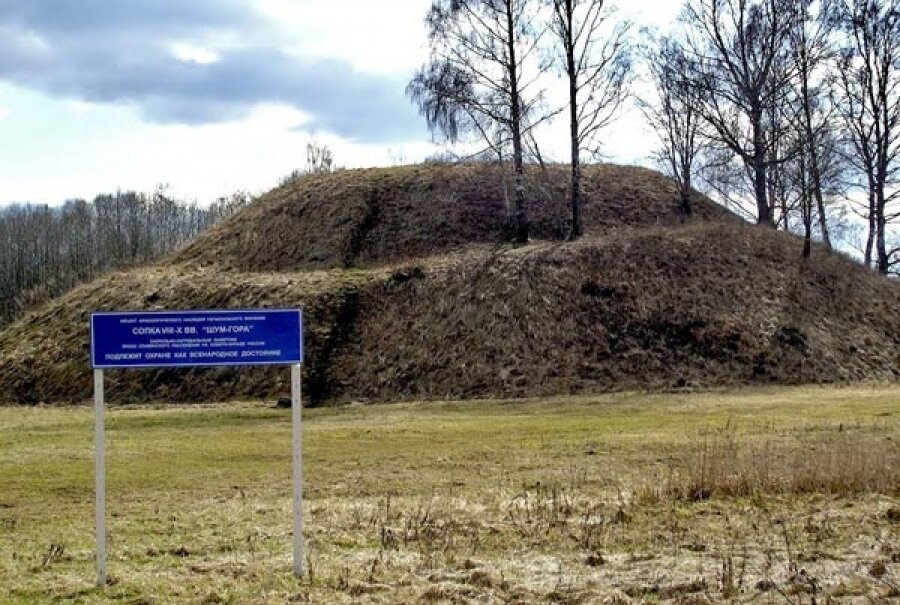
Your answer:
[0,265,381,405]
[0,163,898,407]
[1,221,898,407]
[172,163,734,273]
[329,222,900,402]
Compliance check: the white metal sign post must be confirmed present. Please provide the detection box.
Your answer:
[90,310,304,587]
[291,363,303,577]
[94,369,106,586]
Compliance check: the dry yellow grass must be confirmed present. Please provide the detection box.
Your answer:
[1,385,898,604]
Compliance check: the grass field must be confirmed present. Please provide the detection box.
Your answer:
[1,386,899,604]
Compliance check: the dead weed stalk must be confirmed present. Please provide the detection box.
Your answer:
[636,424,900,503]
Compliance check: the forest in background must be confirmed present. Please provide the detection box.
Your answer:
[0,188,251,327]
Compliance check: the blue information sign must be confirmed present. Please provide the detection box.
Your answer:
[90,310,303,369]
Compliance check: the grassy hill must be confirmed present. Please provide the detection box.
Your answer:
[172,163,733,272]
[0,163,897,405]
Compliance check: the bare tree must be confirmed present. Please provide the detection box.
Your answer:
[548,0,631,238]
[763,51,804,229]
[640,35,705,217]
[787,0,837,249]
[680,0,797,227]
[408,0,546,243]
[832,0,900,274]
[305,140,335,174]
[794,132,817,256]
[279,141,339,184]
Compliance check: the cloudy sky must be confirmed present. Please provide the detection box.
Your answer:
[0,0,682,206]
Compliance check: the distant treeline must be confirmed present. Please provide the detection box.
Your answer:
[0,188,250,327]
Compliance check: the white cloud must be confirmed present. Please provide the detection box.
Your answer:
[0,0,688,206]
[67,99,99,113]
[0,106,9,120]
[256,0,429,75]
[170,43,220,65]
[0,96,434,205]
[621,1,683,30]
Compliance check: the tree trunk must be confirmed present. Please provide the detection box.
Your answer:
[812,172,831,249]
[564,0,583,240]
[570,158,583,239]
[680,188,693,217]
[753,153,772,226]
[802,191,812,260]
[865,188,876,268]
[506,1,528,244]
[876,189,888,274]
[800,148,812,260]
[751,110,773,226]
[680,145,693,216]
[799,57,832,250]
[806,139,831,249]
[779,186,788,230]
